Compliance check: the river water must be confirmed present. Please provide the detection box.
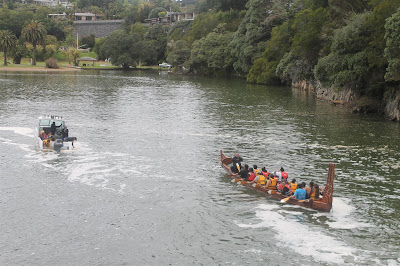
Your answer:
[0,70,399,265]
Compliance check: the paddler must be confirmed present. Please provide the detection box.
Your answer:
[290,178,298,193]
[292,183,306,200]
[253,165,261,175]
[280,167,289,180]
[252,171,266,186]
[261,167,269,177]
[266,173,278,190]
[238,164,250,180]
[247,168,256,182]
[231,153,243,173]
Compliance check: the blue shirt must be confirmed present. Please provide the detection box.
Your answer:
[294,188,306,200]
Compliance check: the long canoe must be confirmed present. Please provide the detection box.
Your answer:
[220,150,334,212]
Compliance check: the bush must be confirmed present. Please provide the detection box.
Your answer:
[45,57,59,68]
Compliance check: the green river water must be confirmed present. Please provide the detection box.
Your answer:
[0,70,399,265]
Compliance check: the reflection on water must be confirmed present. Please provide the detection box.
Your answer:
[0,70,399,265]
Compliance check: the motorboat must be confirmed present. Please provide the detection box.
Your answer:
[34,115,77,152]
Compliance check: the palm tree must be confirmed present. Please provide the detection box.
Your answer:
[22,20,47,65]
[0,30,17,66]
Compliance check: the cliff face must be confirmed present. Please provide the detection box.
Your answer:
[292,80,400,121]
[383,89,400,121]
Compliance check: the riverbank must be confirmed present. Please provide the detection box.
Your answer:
[293,80,400,121]
[0,66,81,72]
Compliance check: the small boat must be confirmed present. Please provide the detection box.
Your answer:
[34,115,77,152]
[220,150,334,212]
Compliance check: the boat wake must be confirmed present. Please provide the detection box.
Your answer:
[236,202,366,264]
[0,126,149,194]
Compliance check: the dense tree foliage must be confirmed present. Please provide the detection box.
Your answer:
[1,0,400,104]
[0,29,16,65]
[22,20,47,65]
[384,8,400,82]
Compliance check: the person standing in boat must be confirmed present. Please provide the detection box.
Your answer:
[231,153,243,173]
[62,126,69,140]
[50,121,62,136]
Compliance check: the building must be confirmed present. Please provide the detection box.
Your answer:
[32,0,72,9]
[48,12,101,21]
[74,13,100,21]
[145,12,198,26]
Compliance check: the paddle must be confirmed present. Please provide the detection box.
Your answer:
[281,197,292,202]
[236,163,240,172]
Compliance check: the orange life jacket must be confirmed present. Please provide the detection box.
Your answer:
[262,171,269,177]
[281,172,288,179]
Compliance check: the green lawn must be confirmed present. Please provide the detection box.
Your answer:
[0,52,167,70]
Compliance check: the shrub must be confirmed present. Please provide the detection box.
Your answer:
[45,57,59,68]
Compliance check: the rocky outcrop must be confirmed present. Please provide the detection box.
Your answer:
[292,80,400,121]
[383,89,400,121]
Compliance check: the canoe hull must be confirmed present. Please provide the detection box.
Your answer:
[220,150,334,212]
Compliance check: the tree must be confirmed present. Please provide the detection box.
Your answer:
[166,39,191,68]
[384,7,400,81]
[66,47,81,66]
[0,30,17,66]
[100,30,152,69]
[229,0,276,76]
[10,38,28,64]
[80,34,96,48]
[21,20,47,65]
[144,24,167,62]
[186,25,235,76]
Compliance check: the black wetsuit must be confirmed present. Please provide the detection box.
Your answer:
[231,156,243,173]
[239,169,249,180]
[50,123,56,135]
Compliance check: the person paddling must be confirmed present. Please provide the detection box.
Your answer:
[239,164,250,180]
[292,183,307,200]
[290,178,298,194]
[309,184,320,200]
[280,167,289,181]
[247,168,256,182]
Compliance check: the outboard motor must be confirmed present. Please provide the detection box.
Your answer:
[54,139,64,153]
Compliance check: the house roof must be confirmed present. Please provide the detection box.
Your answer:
[78,57,97,61]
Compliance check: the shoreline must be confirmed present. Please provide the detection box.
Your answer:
[0,66,82,72]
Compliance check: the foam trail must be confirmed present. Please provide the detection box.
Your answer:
[322,198,372,229]
[0,127,34,138]
[237,204,359,264]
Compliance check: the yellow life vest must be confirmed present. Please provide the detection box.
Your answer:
[267,177,277,189]
[254,168,261,175]
[310,188,317,199]
[290,183,298,193]
[257,175,266,185]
